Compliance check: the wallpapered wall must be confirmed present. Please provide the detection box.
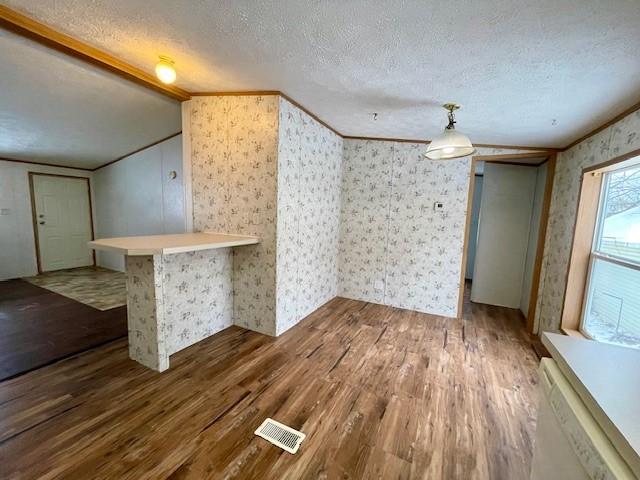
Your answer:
[190,95,279,336]
[276,98,343,335]
[125,250,232,371]
[188,95,342,336]
[187,93,555,336]
[536,108,640,333]
[338,140,537,317]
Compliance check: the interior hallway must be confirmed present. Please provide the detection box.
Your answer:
[0,292,540,479]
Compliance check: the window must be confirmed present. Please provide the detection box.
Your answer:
[581,163,640,349]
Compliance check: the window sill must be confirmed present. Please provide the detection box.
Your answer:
[561,328,588,339]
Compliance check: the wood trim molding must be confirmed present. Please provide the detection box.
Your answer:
[562,100,640,151]
[189,90,280,97]
[559,171,602,331]
[473,152,550,162]
[582,146,640,174]
[457,165,477,318]
[92,131,182,171]
[526,153,556,332]
[457,153,553,336]
[343,136,558,152]
[279,92,342,137]
[0,156,93,172]
[28,172,96,273]
[0,5,190,101]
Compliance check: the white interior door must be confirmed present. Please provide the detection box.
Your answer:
[32,174,94,272]
[471,163,537,308]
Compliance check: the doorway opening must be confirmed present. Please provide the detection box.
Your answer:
[459,153,556,335]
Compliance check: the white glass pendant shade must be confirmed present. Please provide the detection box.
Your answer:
[424,103,475,160]
[424,128,475,160]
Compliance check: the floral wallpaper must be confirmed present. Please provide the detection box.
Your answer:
[536,108,640,333]
[187,93,557,333]
[338,140,539,317]
[190,95,279,336]
[124,250,233,371]
[276,98,343,334]
[125,255,168,371]
[162,249,233,355]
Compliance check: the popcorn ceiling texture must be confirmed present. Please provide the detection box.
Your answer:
[7,0,640,148]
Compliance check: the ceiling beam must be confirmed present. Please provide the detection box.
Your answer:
[0,4,190,102]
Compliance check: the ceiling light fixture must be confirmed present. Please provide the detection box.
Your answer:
[155,56,176,84]
[424,103,475,160]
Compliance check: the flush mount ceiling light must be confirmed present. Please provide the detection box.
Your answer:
[155,56,176,84]
[424,103,475,160]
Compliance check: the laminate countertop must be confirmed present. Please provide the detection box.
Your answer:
[542,332,640,477]
[88,232,259,256]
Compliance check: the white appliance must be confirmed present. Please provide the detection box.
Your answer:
[530,358,635,480]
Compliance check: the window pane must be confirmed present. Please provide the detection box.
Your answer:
[583,257,640,349]
[596,164,640,262]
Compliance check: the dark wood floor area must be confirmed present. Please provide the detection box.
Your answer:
[0,296,540,479]
[0,279,127,381]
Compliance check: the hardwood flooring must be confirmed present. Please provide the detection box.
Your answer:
[0,279,127,381]
[0,296,540,479]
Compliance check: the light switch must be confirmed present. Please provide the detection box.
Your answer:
[433,201,444,211]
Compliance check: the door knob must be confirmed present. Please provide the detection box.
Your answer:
[38,214,44,218]
[39,221,45,225]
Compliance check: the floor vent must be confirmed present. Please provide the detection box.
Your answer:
[254,418,306,454]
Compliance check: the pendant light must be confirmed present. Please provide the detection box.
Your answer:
[424,104,475,160]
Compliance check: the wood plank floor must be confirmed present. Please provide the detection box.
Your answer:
[0,296,540,479]
[0,279,127,381]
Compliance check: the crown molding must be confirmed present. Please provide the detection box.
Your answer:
[343,135,558,152]
[560,99,640,151]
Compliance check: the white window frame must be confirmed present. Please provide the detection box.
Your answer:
[579,165,640,341]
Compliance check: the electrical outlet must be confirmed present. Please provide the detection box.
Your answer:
[374,280,384,291]
[0,208,11,216]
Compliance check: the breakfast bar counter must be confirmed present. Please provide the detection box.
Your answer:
[89,233,259,372]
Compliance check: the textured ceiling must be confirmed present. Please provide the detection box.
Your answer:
[0,29,181,169]
[3,0,640,148]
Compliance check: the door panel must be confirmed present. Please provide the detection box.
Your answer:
[32,175,93,272]
[471,164,537,308]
